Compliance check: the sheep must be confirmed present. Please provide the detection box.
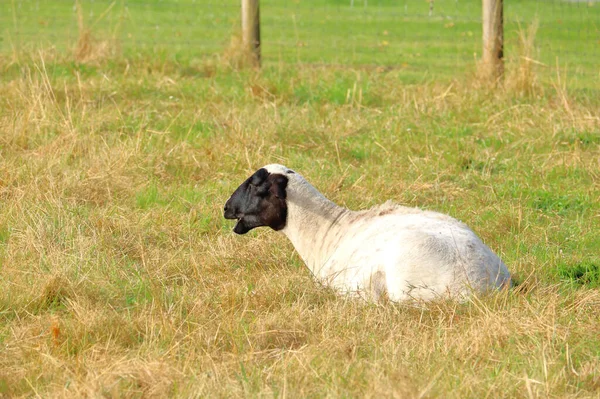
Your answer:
[224,164,511,302]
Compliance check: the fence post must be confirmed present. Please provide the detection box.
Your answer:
[482,0,503,80]
[241,0,260,67]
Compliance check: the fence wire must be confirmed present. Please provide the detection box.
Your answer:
[2,0,599,83]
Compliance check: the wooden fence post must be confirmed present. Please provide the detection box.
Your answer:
[482,0,503,80]
[241,0,260,67]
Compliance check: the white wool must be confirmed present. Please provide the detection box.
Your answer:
[263,164,511,302]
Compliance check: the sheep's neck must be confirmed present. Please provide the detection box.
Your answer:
[281,191,349,279]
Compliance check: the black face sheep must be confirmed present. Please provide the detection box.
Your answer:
[224,164,511,302]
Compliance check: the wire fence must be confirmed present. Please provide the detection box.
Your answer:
[2,0,599,84]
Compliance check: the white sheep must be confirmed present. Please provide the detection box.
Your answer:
[224,164,511,302]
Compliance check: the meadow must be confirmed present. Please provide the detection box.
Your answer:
[1,0,599,397]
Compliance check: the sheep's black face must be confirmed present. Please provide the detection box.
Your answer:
[224,168,288,234]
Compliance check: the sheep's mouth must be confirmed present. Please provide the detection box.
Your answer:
[223,208,248,234]
[229,213,265,235]
[233,218,252,235]
[223,212,246,234]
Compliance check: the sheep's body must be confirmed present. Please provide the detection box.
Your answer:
[264,164,511,302]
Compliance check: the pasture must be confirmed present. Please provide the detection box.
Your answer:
[1,0,599,397]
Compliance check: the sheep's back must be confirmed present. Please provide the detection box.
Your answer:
[323,210,509,301]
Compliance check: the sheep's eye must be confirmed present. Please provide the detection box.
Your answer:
[251,184,269,197]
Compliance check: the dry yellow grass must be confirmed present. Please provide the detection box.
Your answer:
[0,50,599,398]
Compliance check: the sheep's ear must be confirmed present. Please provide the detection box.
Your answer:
[250,168,269,186]
[268,174,288,199]
[249,168,271,195]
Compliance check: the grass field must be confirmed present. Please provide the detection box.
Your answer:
[1,0,600,397]
[3,0,600,84]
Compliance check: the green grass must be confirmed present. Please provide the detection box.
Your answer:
[2,0,599,86]
[556,260,600,288]
[0,1,600,397]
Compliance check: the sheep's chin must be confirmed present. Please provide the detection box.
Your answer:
[233,219,251,235]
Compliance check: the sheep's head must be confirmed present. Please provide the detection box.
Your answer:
[224,168,288,234]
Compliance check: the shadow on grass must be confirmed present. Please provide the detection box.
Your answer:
[555,260,600,288]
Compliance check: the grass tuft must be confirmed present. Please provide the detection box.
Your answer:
[507,20,541,96]
[73,0,119,63]
[37,275,75,312]
[220,32,261,71]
